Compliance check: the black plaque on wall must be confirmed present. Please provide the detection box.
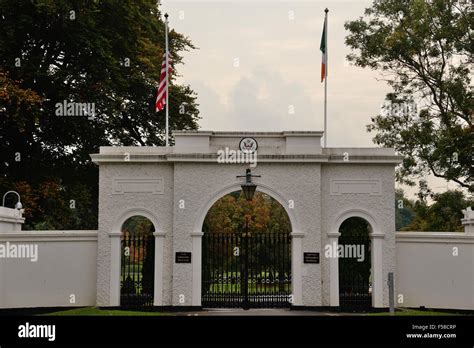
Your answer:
[175,252,192,263]
[303,252,320,264]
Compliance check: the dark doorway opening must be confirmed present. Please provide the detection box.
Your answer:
[338,217,372,311]
[120,216,155,309]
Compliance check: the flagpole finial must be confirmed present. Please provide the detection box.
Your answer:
[164,13,169,20]
[325,8,329,13]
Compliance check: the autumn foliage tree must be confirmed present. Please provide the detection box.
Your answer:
[203,191,291,234]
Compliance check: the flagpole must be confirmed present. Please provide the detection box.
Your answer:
[324,8,328,148]
[164,13,170,147]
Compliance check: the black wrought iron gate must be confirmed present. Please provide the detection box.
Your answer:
[202,231,291,309]
[338,233,372,311]
[120,232,155,308]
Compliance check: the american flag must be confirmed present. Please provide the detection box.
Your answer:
[155,53,172,112]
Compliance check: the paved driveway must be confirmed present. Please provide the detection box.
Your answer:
[181,308,362,316]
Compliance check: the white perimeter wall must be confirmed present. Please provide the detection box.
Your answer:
[396,232,474,310]
[0,231,97,309]
[1,229,473,310]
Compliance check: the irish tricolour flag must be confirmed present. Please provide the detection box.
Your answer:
[320,14,327,82]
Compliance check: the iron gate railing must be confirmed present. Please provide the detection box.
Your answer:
[202,231,291,309]
[338,235,372,311]
[120,232,155,308]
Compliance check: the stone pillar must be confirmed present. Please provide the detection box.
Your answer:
[0,207,25,233]
[327,232,340,306]
[291,231,304,306]
[371,233,385,308]
[191,231,204,306]
[153,231,166,306]
[462,207,474,234]
[108,231,122,306]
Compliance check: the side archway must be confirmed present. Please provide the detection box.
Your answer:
[328,209,385,308]
[120,215,155,308]
[109,208,165,307]
[338,216,372,310]
[332,209,379,235]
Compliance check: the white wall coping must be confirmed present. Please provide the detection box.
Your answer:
[89,130,402,164]
[290,231,305,238]
[0,206,25,228]
[0,216,25,224]
[396,231,474,244]
[0,230,98,242]
[174,130,322,137]
[324,147,397,156]
[97,146,172,155]
[0,206,24,218]
[90,152,401,164]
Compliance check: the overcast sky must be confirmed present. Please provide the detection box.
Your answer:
[161,0,451,198]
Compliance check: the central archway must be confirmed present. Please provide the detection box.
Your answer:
[190,182,303,307]
[201,190,292,309]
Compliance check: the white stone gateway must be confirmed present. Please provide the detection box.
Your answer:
[91,131,402,309]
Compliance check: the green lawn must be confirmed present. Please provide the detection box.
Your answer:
[40,307,172,316]
[206,283,291,294]
[121,262,144,282]
[204,271,291,294]
[40,306,464,316]
[367,308,460,316]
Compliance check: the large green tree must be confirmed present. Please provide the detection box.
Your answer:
[402,190,473,231]
[0,0,200,229]
[345,0,472,191]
